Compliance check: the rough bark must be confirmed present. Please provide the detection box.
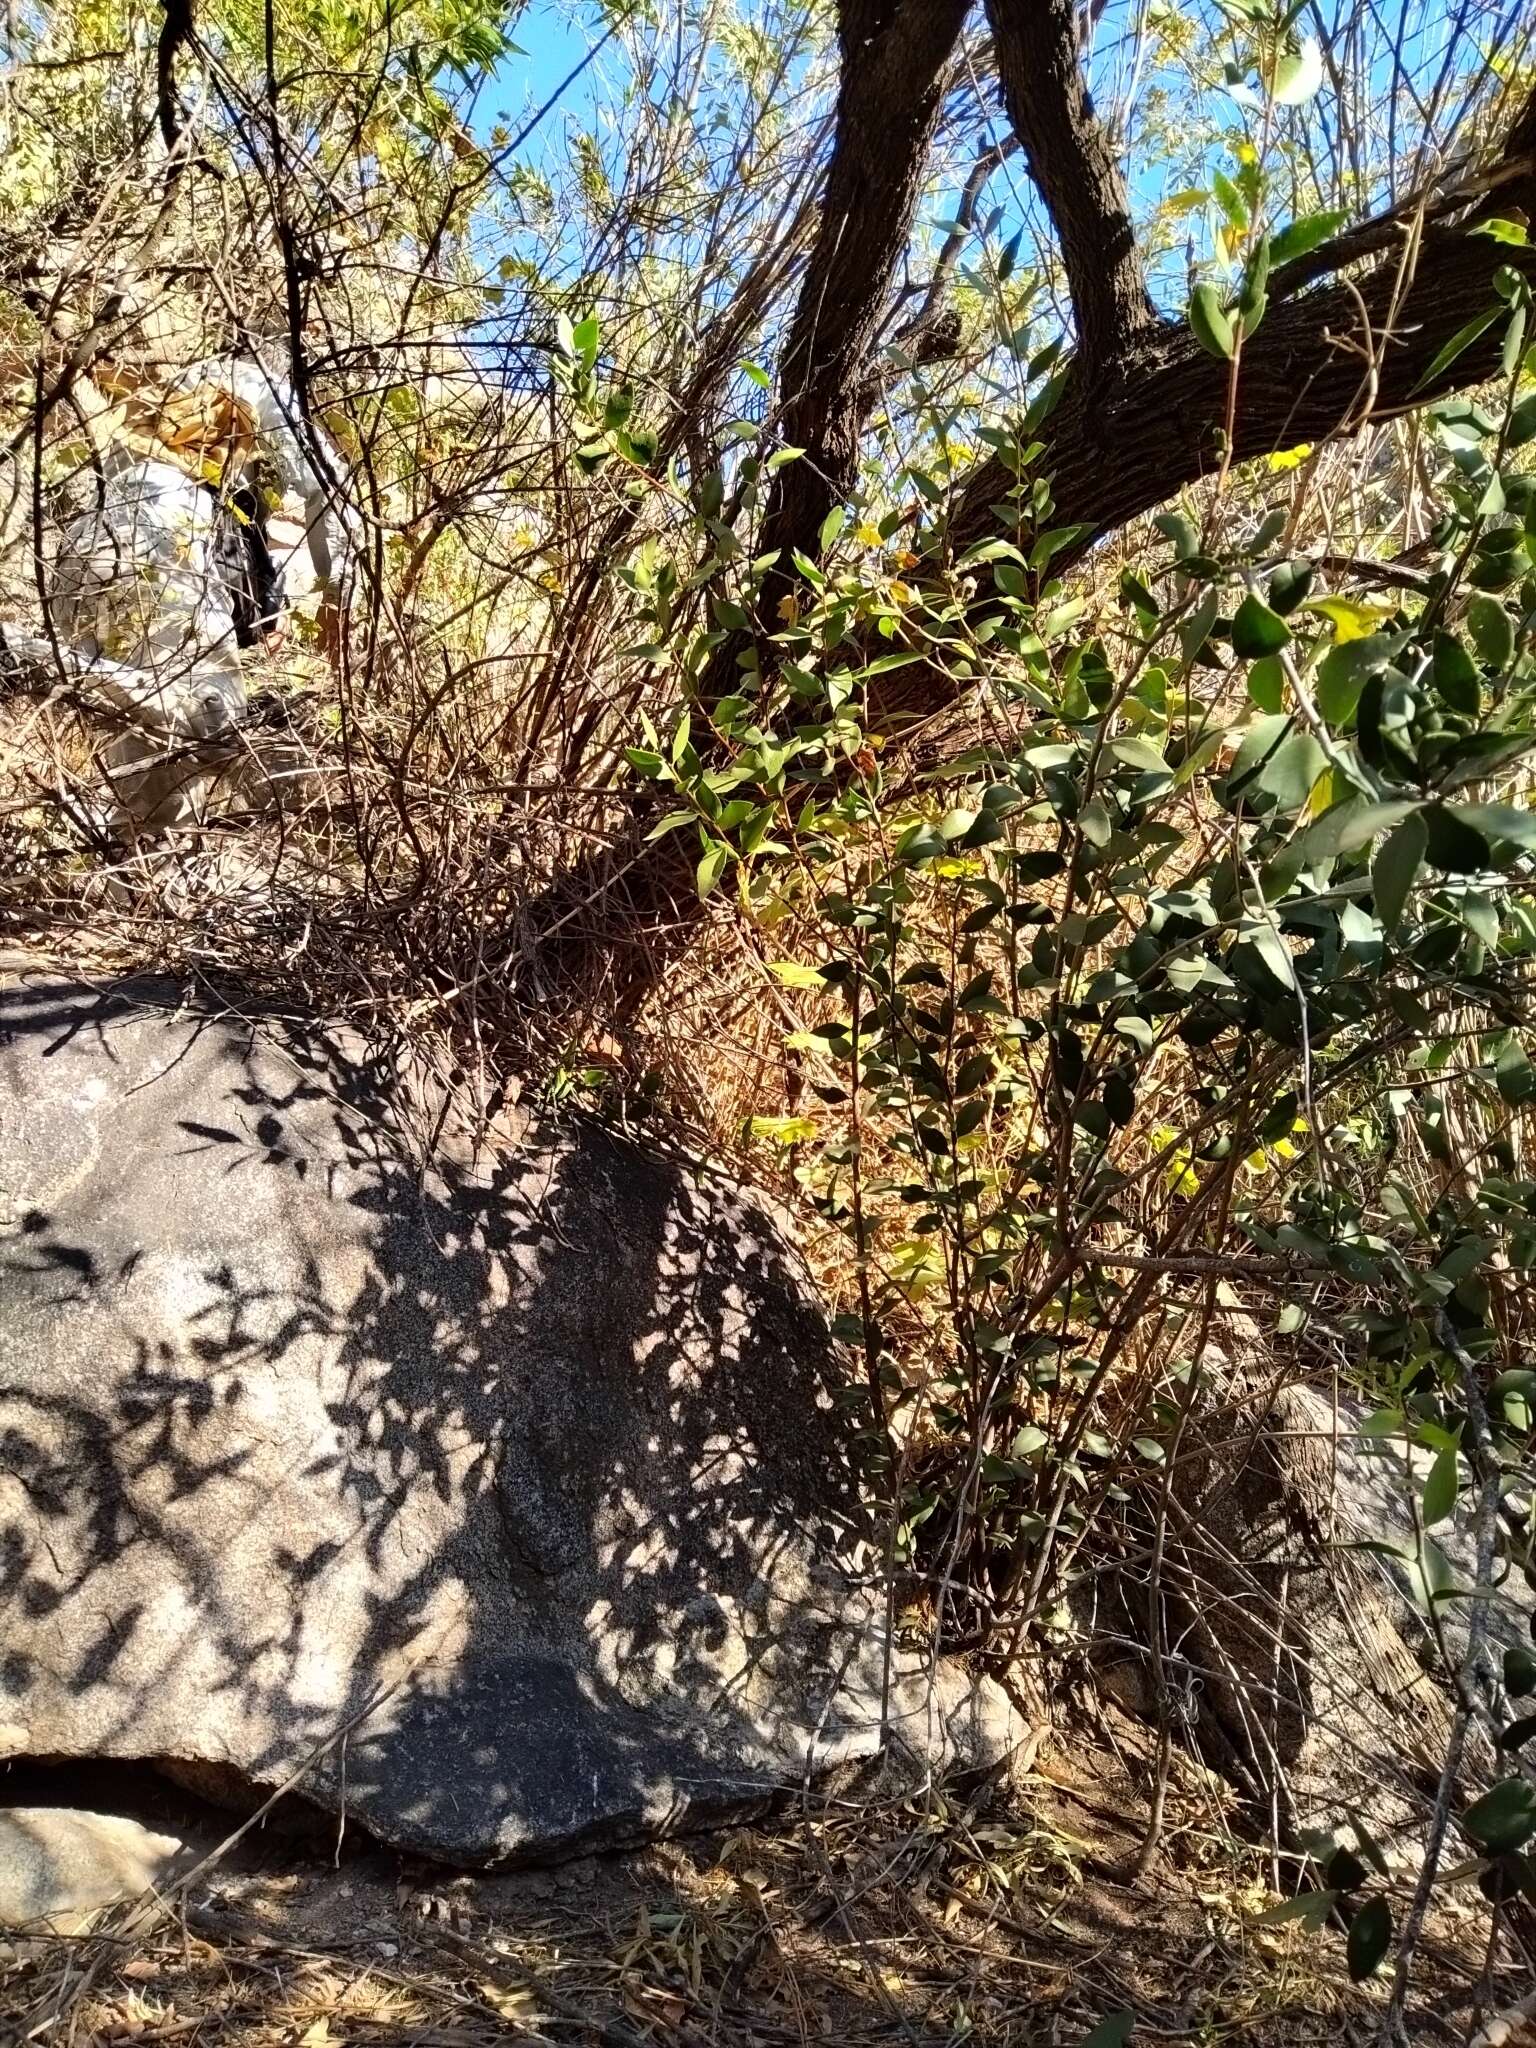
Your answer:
[755,0,970,611]
[952,198,1536,571]
[156,0,196,158]
[984,0,1158,366]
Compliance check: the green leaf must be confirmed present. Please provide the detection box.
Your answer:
[1422,806,1491,873]
[1346,1896,1393,1980]
[1495,1371,1536,1433]
[1237,234,1271,336]
[1244,654,1284,712]
[1030,524,1095,571]
[1467,593,1515,669]
[1505,1646,1536,1697]
[1228,717,1326,812]
[1473,217,1531,246]
[1189,281,1235,360]
[1505,303,1528,379]
[1254,1889,1337,1929]
[1079,797,1112,847]
[1261,1090,1299,1144]
[1105,1073,1137,1125]
[1155,511,1200,560]
[1291,798,1418,863]
[1463,1777,1536,1853]
[1412,307,1500,394]
[571,312,600,363]
[1109,736,1171,774]
[696,841,730,898]
[1432,632,1481,714]
[1076,2014,1135,2048]
[1315,634,1401,725]
[1267,559,1314,616]
[1325,1848,1369,1892]
[749,1113,817,1144]
[1339,900,1383,958]
[1494,1039,1536,1107]
[1232,593,1291,658]
[1272,35,1324,104]
[1509,392,1536,447]
[1270,209,1347,266]
[895,823,947,864]
[644,808,697,841]
[1211,168,1248,232]
[1454,803,1536,856]
[1372,810,1427,928]
[1422,1439,1460,1526]
[1247,921,1298,992]
[818,505,847,552]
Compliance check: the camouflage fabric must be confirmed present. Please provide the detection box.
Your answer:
[54,358,345,719]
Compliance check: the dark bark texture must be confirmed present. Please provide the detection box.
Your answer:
[954,192,1536,568]
[984,0,1158,365]
[755,0,970,607]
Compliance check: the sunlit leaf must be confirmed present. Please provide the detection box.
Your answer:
[1272,35,1325,104]
[696,840,730,898]
[1422,1439,1460,1526]
[1305,595,1395,642]
[1411,307,1501,394]
[1270,211,1347,266]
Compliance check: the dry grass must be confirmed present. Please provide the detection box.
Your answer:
[1,1732,1419,2048]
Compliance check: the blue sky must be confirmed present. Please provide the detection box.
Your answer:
[460,0,1511,333]
[480,1,605,143]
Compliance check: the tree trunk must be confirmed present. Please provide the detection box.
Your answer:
[754,0,969,621]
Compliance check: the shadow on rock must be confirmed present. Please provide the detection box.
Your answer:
[0,972,997,1866]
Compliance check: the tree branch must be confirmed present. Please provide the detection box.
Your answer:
[156,0,196,160]
[900,134,1020,335]
[950,198,1535,575]
[983,0,1159,367]
[1270,97,1536,304]
[755,0,970,606]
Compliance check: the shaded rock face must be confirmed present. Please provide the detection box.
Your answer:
[1153,1381,1533,1853]
[1159,1382,1434,1841]
[0,974,971,1865]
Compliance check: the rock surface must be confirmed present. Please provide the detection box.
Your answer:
[1153,1379,1533,1853]
[0,971,1010,1866]
[0,1808,188,1929]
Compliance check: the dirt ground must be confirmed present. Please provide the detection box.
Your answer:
[4,1707,1521,2048]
